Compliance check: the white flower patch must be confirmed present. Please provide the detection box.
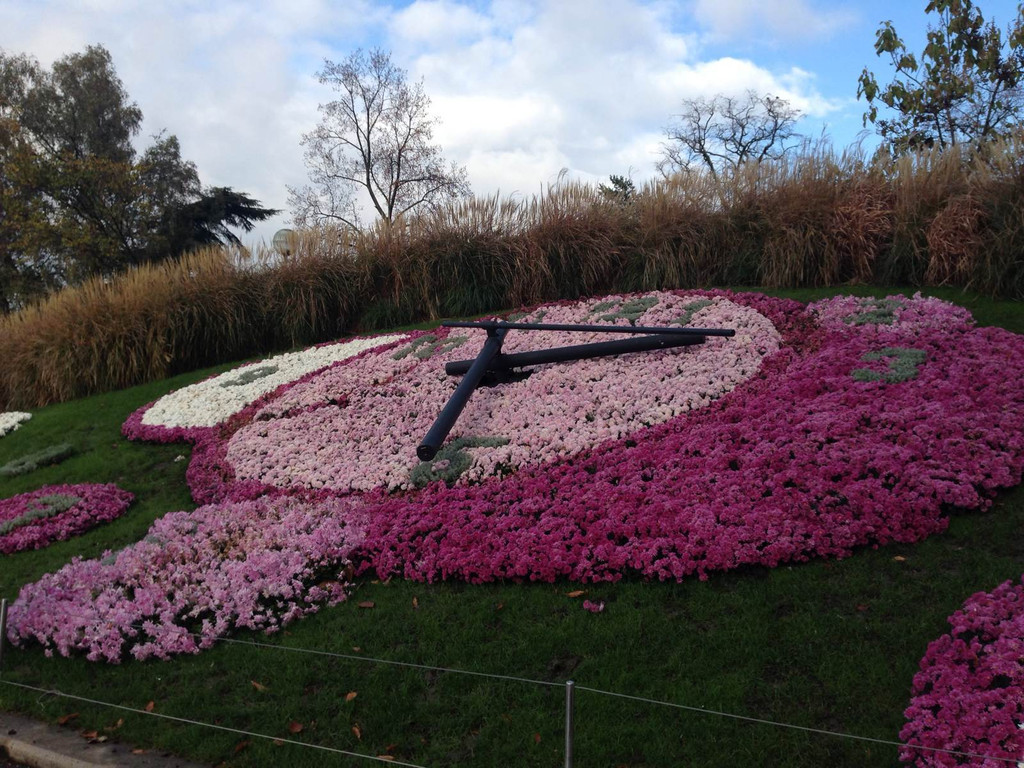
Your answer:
[0,411,31,438]
[142,335,407,429]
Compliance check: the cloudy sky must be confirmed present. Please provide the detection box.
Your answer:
[2,0,1021,246]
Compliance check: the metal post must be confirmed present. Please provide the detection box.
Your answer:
[0,599,8,678]
[564,679,575,768]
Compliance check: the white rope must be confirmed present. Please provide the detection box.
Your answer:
[124,624,561,689]
[6,618,1020,765]
[0,679,428,767]
[575,684,1023,765]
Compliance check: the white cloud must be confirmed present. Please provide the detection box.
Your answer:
[0,0,843,246]
[432,93,565,148]
[0,0,388,245]
[392,0,493,44]
[691,0,856,43]
[401,0,837,192]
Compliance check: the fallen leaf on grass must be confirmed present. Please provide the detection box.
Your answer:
[80,730,98,740]
[234,740,250,754]
[251,680,268,692]
[131,749,146,755]
[533,733,542,744]
[893,555,907,562]
[566,590,586,598]
[272,740,284,746]
[288,721,304,734]
[104,718,124,732]
[351,725,362,740]
[377,756,395,762]
[412,596,419,609]
[352,646,362,652]
[57,713,79,725]
[358,601,375,609]
[144,701,155,712]
[345,691,358,702]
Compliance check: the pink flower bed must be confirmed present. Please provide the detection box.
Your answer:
[7,289,1024,680]
[6,496,367,661]
[0,484,134,554]
[900,577,1024,767]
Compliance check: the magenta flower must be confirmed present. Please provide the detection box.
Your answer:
[900,576,1024,766]
[0,484,133,554]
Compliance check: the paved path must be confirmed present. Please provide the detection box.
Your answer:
[2,711,208,768]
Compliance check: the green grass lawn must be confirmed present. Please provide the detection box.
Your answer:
[1,286,1022,767]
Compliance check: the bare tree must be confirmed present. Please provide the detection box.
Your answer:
[659,90,802,182]
[288,49,470,230]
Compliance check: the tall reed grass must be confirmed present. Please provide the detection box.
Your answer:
[2,137,1022,409]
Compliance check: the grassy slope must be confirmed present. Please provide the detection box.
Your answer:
[0,286,1021,768]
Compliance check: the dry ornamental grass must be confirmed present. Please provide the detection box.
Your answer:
[2,135,1024,409]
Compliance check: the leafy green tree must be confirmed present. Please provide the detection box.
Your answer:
[16,45,142,162]
[0,107,64,310]
[0,44,277,311]
[858,0,1024,155]
[0,46,145,284]
[599,174,637,204]
[157,187,278,256]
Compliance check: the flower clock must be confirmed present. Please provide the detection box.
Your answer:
[0,484,133,554]
[6,290,1024,759]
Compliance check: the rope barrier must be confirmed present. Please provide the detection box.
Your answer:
[123,623,562,689]
[574,684,1024,765]
[0,679,429,767]
[2,611,1020,766]
[125,621,1024,765]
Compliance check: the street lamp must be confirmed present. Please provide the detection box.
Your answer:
[272,228,296,257]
